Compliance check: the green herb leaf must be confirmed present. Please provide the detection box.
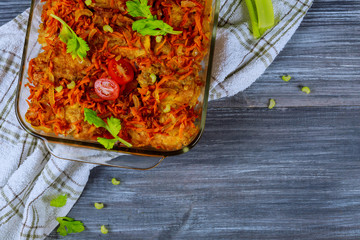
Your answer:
[50,14,90,60]
[132,19,182,36]
[66,38,79,59]
[85,0,92,6]
[66,37,90,60]
[59,26,73,44]
[50,194,67,207]
[97,137,118,150]
[106,117,122,138]
[84,108,107,129]
[126,0,153,19]
[56,217,85,236]
[76,37,90,59]
[57,224,67,236]
[126,0,182,36]
[84,108,132,149]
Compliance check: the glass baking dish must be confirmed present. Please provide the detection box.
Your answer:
[15,0,220,169]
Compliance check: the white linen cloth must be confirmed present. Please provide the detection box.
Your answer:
[0,0,312,239]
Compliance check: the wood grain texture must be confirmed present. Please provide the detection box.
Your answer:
[2,0,360,239]
[0,0,31,26]
[212,0,360,108]
[49,106,360,240]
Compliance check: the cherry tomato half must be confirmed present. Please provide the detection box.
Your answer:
[108,59,134,85]
[94,78,120,100]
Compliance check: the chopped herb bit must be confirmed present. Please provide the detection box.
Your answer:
[85,0,92,6]
[84,108,132,149]
[282,75,291,82]
[55,85,63,93]
[101,225,109,234]
[50,14,89,60]
[67,81,76,89]
[268,98,276,109]
[112,178,120,185]
[245,0,275,38]
[301,86,311,94]
[126,0,182,36]
[50,194,67,207]
[163,104,171,113]
[103,25,114,33]
[150,73,157,84]
[155,35,162,43]
[94,202,104,209]
[56,217,85,236]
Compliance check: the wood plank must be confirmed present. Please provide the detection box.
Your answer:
[0,0,30,26]
[47,106,360,239]
[212,0,360,108]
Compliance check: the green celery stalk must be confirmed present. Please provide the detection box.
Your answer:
[245,0,275,38]
[245,0,260,38]
[256,0,275,35]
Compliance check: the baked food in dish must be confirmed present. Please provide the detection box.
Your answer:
[25,0,212,150]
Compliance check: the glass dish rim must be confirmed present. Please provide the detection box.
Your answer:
[15,0,220,157]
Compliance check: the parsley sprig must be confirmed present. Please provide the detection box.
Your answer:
[126,0,182,36]
[84,108,132,149]
[50,14,90,60]
[50,194,67,208]
[127,0,153,19]
[56,217,85,236]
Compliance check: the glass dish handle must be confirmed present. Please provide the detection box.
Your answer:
[43,140,166,170]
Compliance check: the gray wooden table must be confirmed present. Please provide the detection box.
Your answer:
[2,0,360,239]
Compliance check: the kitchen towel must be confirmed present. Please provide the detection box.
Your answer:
[0,0,312,239]
[0,11,95,240]
[211,0,313,99]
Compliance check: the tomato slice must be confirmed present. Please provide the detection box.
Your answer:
[94,78,120,100]
[108,59,135,85]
